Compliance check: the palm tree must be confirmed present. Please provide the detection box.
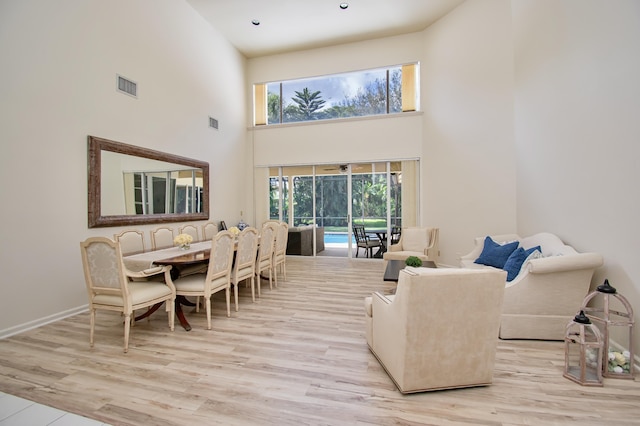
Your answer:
[291,88,326,120]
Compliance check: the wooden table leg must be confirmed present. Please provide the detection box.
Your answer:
[175,296,192,331]
[135,299,192,331]
[134,303,162,321]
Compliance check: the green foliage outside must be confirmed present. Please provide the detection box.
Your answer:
[270,173,400,233]
[266,68,405,230]
[268,69,402,124]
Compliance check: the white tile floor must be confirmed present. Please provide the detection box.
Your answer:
[0,392,109,426]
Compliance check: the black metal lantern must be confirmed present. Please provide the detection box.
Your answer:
[564,310,604,386]
[582,279,635,379]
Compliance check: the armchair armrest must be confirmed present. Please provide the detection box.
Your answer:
[525,252,603,275]
[126,265,171,278]
[125,265,176,291]
[373,291,393,305]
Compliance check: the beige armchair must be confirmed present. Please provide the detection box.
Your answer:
[150,226,175,250]
[178,224,200,242]
[113,229,145,255]
[173,230,235,329]
[80,237,176,353]
[231,227,259,310]
[255,223,276,296]
[382,227,439,265]
[365,267,506,393]
[272,221,289,286]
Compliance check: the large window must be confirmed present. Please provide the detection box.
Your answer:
[254,63,418,126]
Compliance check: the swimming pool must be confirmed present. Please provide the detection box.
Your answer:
[324,233,354,244]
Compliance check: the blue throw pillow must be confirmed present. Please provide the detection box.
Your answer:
[503,245,541,282]
[474,237,519,269]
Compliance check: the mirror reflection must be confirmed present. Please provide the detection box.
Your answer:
[101,151,204,216]
[88,136,209,228]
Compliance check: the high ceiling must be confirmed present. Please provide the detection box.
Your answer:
[186,0,465,58]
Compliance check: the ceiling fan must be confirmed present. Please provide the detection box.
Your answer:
[321,164,367,173]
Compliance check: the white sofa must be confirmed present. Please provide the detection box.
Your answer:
[365,267,506,393]
[460,232,603,340]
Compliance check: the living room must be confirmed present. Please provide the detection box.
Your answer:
[0,0,638,423]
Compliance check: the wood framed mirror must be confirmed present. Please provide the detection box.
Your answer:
[88,135,209,228]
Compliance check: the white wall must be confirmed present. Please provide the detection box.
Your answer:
[512,0,640,358]
[0,0,247,335]
[247,3,517,267]
[421,0,517,265]
[247,32,427,227]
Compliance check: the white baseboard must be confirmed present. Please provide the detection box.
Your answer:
[0,305,88,339]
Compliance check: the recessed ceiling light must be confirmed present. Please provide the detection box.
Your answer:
[339,3,349,10]
[251,19,260,26]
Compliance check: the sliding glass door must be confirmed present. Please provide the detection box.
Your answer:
[268,160,414,258]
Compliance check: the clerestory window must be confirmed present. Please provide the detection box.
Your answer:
[254,63,418,126]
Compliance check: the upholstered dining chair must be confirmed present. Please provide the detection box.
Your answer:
[231,227,259,311]
[178,224,200,242]
[150,226,175,250]
[255,223,276,296]
[272,221,289,287]
[80,237,176,353]
[202,221,218,241]
[172,230,235,329]
[114,229,146,255]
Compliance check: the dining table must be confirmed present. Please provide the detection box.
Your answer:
[366,229,388,258]
[123,241,213,331]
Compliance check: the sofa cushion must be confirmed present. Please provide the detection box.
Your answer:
[474,236,518,269]
[503,245,541,282]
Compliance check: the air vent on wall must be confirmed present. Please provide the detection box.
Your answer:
[209,116,219,130]
[117,74,137,98]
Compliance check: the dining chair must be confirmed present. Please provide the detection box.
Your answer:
[150,226,175,250]
[353,224,381,258]
[390,226,402,245]
[202,221,218,241]
[79,237,176,353]
[255,223,276,296]
[272,222,289,287]
[231,227,259,311]
[172,230,235,329]
[113,229,146,256]
[178,224,200,242]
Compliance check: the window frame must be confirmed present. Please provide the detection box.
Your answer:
[254,63,418,126]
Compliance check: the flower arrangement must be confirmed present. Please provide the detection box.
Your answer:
[228,226,240,236]
[405,256,423,267]
[608,350,631,374]
[174,233,193,249]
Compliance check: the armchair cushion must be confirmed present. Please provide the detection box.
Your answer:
[401,228,429,252]
[474,236,518,268]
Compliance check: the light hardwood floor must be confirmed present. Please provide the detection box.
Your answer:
[1,256,638,425]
